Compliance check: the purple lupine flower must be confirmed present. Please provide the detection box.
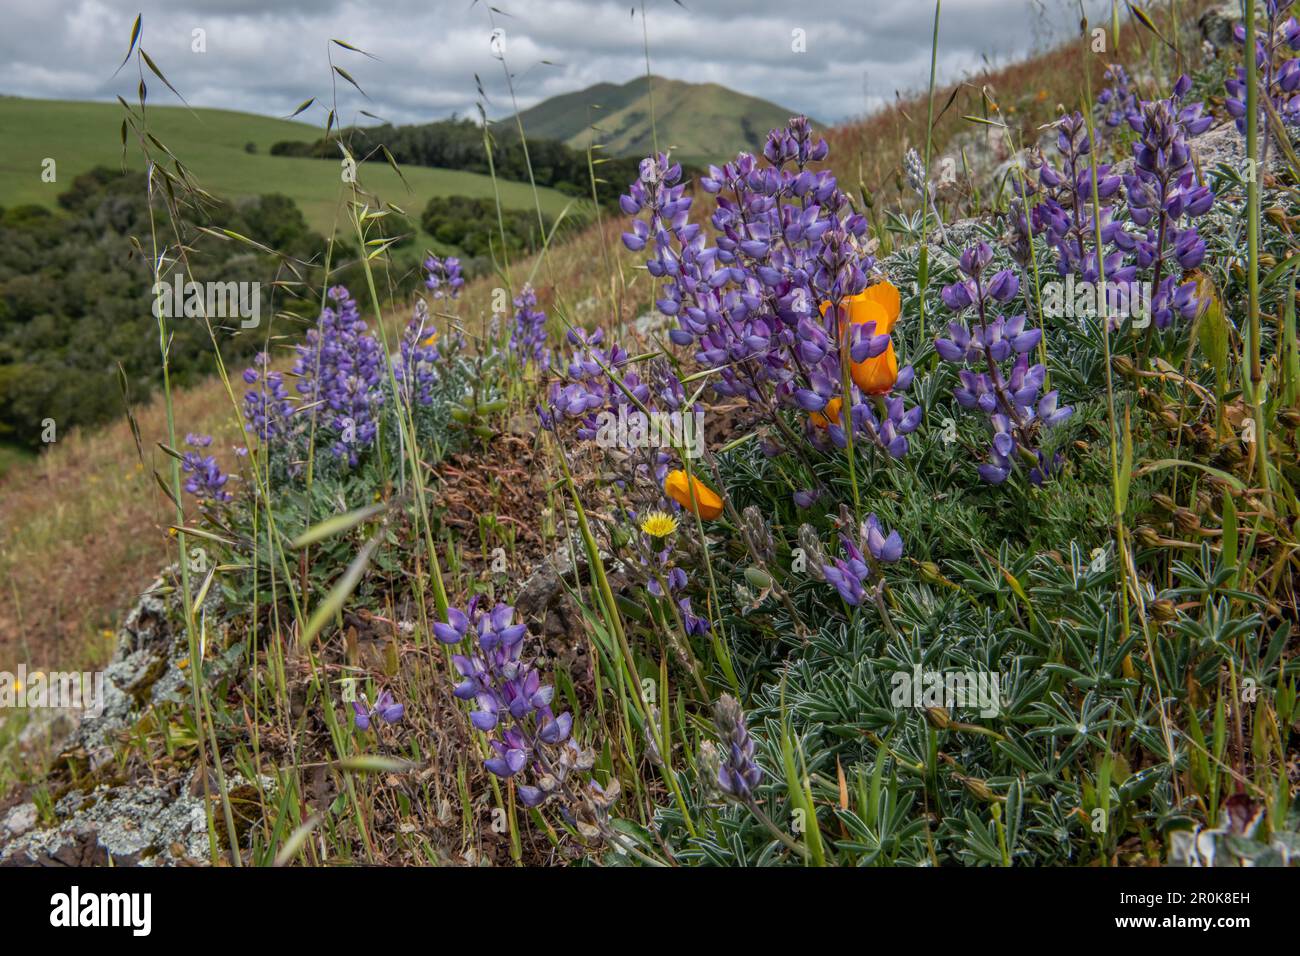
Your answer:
[180,434,233,502]
[792,488,819,509]
[936,244,1072,484]
[864,513,904,563]
[1112,77,1215,330]
[820,514,901,606]
[508,283,550,371]
[1029,114,1126,285]
[447,601,574,807]
[393,299,440,407]
[1097,64,1141,130]
[292,286,386,467]
[639,546,711,635]
[712,695,762,800]
[353,690,404,730]
[423,255,464,299]
[619,117,917,461]
[241,352,295,443]
[1226,1,1300,147]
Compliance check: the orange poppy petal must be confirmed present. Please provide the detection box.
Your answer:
[861,279,900,324]
[664,469,724,520]
[851,342,898,395]
[809,396,843,429]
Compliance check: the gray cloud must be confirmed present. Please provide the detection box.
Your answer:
[0,0,1113,129]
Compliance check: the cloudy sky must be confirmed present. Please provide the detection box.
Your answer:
[0,0,1112,128]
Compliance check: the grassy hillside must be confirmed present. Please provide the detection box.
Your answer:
[12,1,1297,875]
[0,22,1163,660]
[506,75,810,162]
[0,97,581,235]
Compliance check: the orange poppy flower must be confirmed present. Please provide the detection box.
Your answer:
[664,469,724,520]
[850,280,901,333]
[809,396,843,429]
[852,341,898,395]
[821,280,903,396]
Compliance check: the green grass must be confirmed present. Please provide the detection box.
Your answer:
[0,96,584,236]
[505,76,812,162]
[0,443,33,480]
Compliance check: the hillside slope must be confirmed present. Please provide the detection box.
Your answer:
[0,97,579,234]
[0,13,1171,662]
[505,76,811,162]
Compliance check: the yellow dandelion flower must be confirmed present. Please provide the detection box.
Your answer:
[640,511,679,538]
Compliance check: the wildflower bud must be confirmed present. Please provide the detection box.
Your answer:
[919,561,944,584]
[1136,525,1163,547]
[1279,408,1300,428]
[742,505,774,561]
[960,775,996,802]
[712,695,763,799]
[642,706,664,767]
[924,706,951,730]
[797,524,828,582]
[698,741,723,796]
[1151,493,1177,513]
[1151,599,1178,622]
[1173,508,1201,534]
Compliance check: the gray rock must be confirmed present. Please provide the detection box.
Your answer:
[1,566,241,867]
[2,803,36,838]
[1200,3,1242,51]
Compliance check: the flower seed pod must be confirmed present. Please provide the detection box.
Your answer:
[924,706,951,730]
[1173,507,1201,535]
[797,524,828,582]
[742,505,775,562]
[1150,599,1178,623]
[1136,525,1163,547]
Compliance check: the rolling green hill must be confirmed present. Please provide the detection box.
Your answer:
[503,76,812,163]
[0,97,581,236]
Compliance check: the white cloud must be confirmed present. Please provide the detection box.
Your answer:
[0,0,1112,128]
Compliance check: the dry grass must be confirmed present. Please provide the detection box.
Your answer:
[0,216,643,667]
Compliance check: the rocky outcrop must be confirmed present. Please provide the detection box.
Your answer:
[0,568,232,866]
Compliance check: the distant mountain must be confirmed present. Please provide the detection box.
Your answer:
[502,76,814,163]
